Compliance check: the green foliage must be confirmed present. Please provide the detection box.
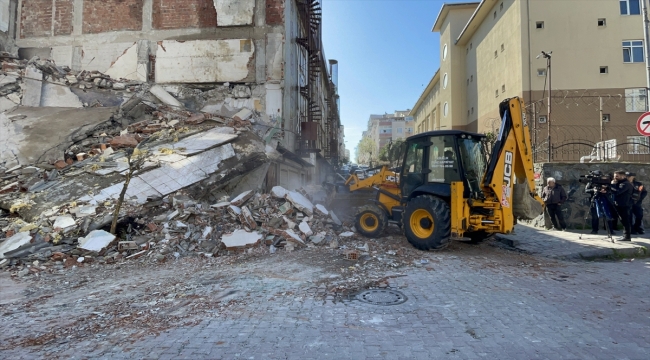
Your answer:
[356,137,376,164]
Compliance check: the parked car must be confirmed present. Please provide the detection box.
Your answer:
[354,169,366,180]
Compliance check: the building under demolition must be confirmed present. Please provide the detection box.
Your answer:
[0,0,342,191]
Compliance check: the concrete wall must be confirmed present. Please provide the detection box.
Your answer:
[0,0,17,52]
[533,162,650,229]
[411,73,441,134]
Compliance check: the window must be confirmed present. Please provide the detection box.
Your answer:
[539,115,547,123]
[501,43,505,52]
[537,68,546,76]
[620,0,641,15]
[397,128,403,134]
[625,88,647,112]
[627,136,650,154]
[428,136,460,183]
[443,73,448,89]
[443,44,448,60]
[602,114,610,122]
[404,142,424,174]
[600,66,608,74]
[443,102,449,117]
[623,40,644,62]
[598,18,606,26]
[502,85,506,93]
[495,89,499,98]
[536,21,544,29]
[494,50,498,58]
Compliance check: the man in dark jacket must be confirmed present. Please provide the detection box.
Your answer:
[542,177,567,231]
[608,170,634,241]
[627,172,647,234]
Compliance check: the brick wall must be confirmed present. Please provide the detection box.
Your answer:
[266,0,284,26]
[21,0,73,38]
[152,0,217,30]
[83,0,143,34]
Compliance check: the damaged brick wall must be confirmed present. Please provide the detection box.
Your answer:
[152,0,217,30]
[83,0,144,34]
[266,0,284,26]
[20,0,73,38]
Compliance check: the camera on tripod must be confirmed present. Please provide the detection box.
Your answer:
[579,170,612,186]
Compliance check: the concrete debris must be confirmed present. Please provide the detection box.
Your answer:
[315,204,329,216]
[299,221,313,237]
[53,216,76,230]
[286,191,314,216]
[230,190,254,207]
[150,85,183,108]
[339,231,355,237]
[78,230,116,252]
[271,186,289,199]
[0,232,32,259]
[221,230,262,249]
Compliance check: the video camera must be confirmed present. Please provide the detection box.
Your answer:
[579,170,612,186]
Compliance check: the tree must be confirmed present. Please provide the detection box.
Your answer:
[356,137,376,165]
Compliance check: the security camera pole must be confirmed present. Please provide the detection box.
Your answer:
[538,51,552,162]
[643,0,650,110]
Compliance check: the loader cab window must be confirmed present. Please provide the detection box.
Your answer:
[428,136,460,183]
[458,135,488,195]
[404,142,424,174]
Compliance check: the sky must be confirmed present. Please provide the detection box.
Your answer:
[321,0,462,162]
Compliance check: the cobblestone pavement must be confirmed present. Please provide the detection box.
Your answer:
[2,240,650,359]
[497,223,650,260]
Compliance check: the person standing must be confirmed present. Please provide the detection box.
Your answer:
[542,177,568,231]
[627,172,647,235]
[609,170,634,241]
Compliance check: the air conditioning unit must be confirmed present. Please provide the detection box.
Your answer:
[539,115,547,123]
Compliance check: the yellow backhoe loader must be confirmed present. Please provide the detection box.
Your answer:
[345,97,544,250]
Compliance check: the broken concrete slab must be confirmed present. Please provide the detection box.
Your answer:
[0,106,117,166]
[53,215,76,230]
[78,230,116,252]
[210,202,231,209]
[230,190,253,207]
[339,231,354,237]
[152,127,238,156]
[270,186,289,199]
[0,232,32,259]
[299,221,313,237]
[315,204,329,216]
[240,206,257,229]
[150,85,183,108]
[215,0,255,26]
[221,229,261,249]
[233,108,253,122]
[281,229,305,246]
[40,83,84,108]
[330,211,342,226]
[109,134,141,148]
[286,191,314,216]
[22,66,43,107]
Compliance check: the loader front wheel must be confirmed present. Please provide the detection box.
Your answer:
[402,195,451,250]
[355,205,388,238]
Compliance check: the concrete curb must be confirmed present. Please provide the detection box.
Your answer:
[495,234,648,260]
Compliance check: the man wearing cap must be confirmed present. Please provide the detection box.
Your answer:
[627,172,647,235]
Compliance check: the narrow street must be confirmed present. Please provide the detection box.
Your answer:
[2,204,650,359]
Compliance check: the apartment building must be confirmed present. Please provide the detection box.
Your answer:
[413,0,650,162]
[362,111,414,155]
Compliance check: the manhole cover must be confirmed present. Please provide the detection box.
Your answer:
[356,289,408,306]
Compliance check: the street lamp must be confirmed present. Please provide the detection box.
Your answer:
[537,50,552,162]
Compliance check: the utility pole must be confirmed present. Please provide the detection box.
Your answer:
[599,96,604,143]
[643,0,650,110]
[537,51,553,162]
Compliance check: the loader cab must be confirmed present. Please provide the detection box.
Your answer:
[400,130,488,202]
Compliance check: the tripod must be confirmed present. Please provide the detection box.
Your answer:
[579,192,615,242]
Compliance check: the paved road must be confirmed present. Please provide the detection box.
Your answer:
[3,247,649,359]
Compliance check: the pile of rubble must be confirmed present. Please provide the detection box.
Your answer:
[0,185,354,275]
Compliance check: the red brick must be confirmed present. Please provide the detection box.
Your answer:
[54,160,68,169]
[83,0,143,34]
[152,0,217,30]
[20,0,73,38]
[266,0,285,26]
[109,134,141,148]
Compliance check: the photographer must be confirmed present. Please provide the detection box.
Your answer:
[627,172,647,235]
[607,170,634,241]
[542,177,567,231]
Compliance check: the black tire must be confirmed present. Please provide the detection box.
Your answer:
[402,195,451,250]
[354,205,388,238]
[466,230,492,244]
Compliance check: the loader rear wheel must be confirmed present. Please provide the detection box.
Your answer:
[402,195,451,250]
[355,205,388,238]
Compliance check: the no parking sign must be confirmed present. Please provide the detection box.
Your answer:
[637,112,650,136]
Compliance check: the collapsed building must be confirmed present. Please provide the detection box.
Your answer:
[0,0,346,266]
[0,0,342,188]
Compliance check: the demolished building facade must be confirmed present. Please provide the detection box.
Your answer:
[0,0,342,190]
